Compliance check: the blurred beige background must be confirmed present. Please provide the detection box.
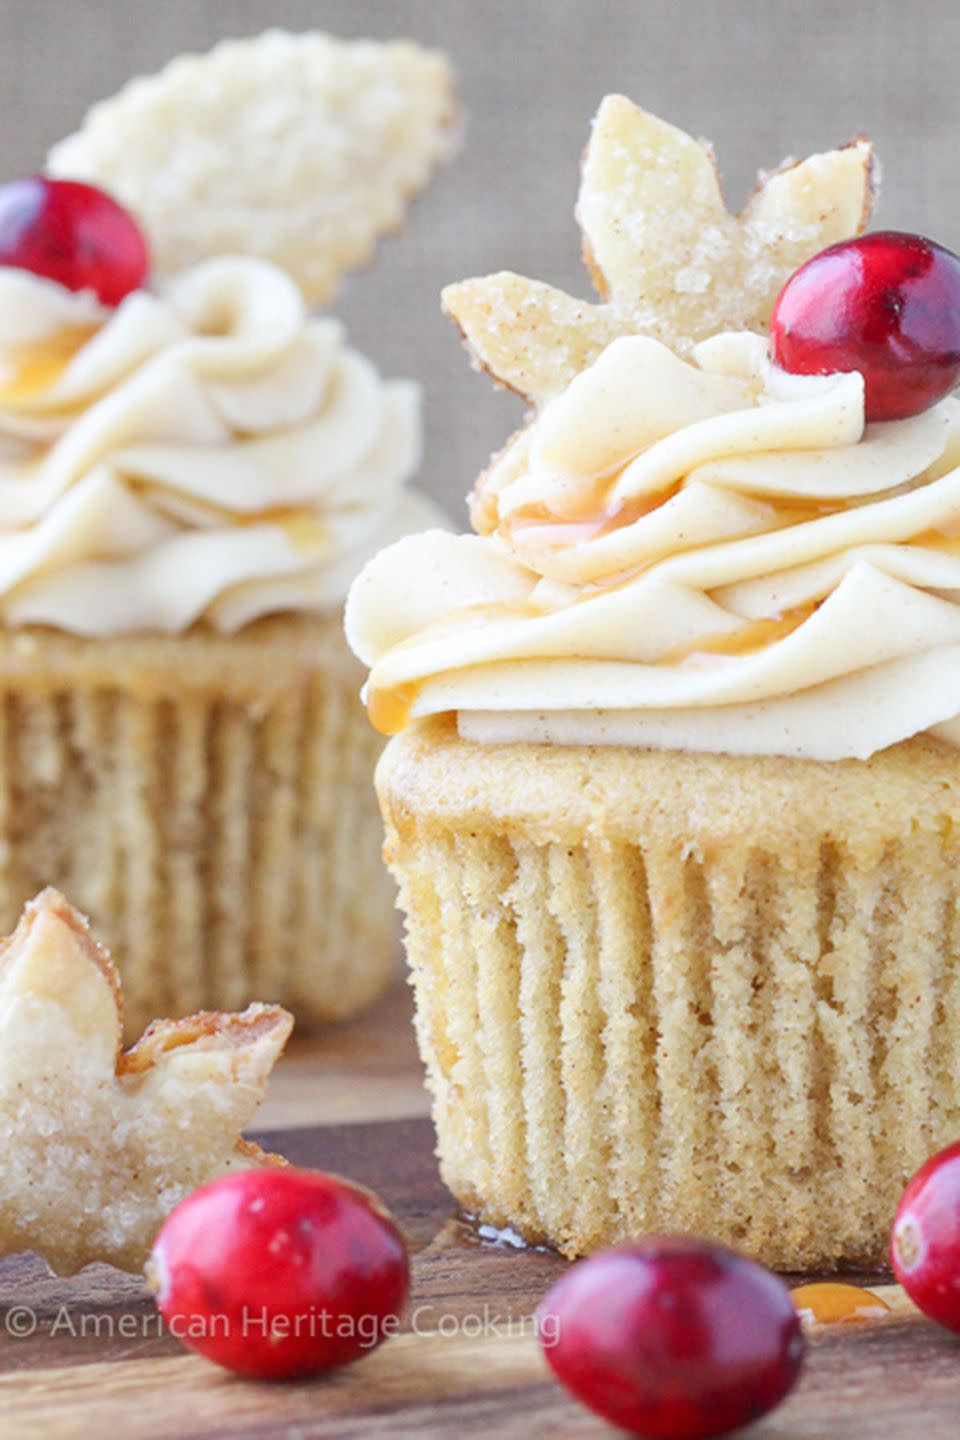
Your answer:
[1,0,956,520]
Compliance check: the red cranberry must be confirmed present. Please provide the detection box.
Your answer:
[891,1139,960,1332]
[0,176,148,306]
[147,1167,410,1380]
[770,231,960,421]
[537,1236,804,1439]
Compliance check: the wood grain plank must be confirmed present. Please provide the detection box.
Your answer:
[3,1302,960,1440]
[0,1108,957,1436]
[0,1335,568,1440]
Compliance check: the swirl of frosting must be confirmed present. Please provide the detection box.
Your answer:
[0,256,439,634]
[346,330,960,760]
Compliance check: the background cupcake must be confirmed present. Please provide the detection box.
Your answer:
[0,31,457,1036]
[347,96,960,1269]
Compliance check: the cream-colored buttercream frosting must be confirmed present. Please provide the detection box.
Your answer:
[346,331,960,760]
[0,257,439,634]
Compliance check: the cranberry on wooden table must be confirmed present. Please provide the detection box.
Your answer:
[537,1235,804,1439]
[0,176,148,305]
[892,1139,960,1333]
[770,231,960,421]
[147,1166,411,1380]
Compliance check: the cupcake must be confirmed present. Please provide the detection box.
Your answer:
[347,96,960,1270]
[0,31,456,1037]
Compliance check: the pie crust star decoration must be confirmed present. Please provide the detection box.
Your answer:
[443,94,876,404]
[0,889,292,1274]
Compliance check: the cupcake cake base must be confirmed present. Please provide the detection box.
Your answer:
[378,715,960,1270]
[0,615,394,1037]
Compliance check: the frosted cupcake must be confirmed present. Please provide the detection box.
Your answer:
[348,96,960,1269]
[0,32,456,1036]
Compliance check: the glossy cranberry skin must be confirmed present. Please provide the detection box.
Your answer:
[537,1237,804,1439]
[0,176,148,305]
[891,1140,960,1333]
[148,1167,410,1380]
[770,231,960,421]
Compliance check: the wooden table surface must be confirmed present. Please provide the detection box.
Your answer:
[3,974,960,1439]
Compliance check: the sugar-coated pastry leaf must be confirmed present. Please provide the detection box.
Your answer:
[443,273,623,401]
[740,140,875,329]
[446,95,876,401]
[48,30,459,303]
[577,96,876,349]
[577,96,735,340]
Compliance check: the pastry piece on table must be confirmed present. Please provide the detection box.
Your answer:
[0,889,291,1275]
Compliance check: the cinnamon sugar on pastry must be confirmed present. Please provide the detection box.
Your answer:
[48,29,459,302]
[444,95,875,403]
[0,889,291,1274]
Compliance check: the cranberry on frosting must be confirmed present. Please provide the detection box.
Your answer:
[771,231,960,422]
